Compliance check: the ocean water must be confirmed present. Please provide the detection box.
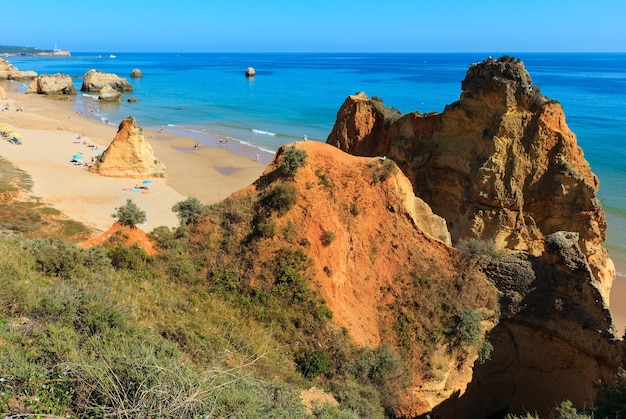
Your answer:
[6,52,626,270]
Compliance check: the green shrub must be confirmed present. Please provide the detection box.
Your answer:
[316,168,332,187]
[321,230,336,247]
[330,379,385,419]
[172,196,208,225]
[312,402,359,419]
[281,146,308,177]
[369,159,397,184]
[449,309,482,347]
[265,182,298,216]
[296,350,331,379]
[107,244,150,270]
[478,339,494,363]
[111,199,146,228]
[350,203,360,216]
[256,217,277,238]
[22,237,103,279]
[594,369,626,418]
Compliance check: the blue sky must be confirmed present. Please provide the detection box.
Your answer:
[3,0,625,52]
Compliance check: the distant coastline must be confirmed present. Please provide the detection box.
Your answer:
[0,44,70,57]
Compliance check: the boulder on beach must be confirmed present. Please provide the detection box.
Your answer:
[245,67,256,77]
[130,68,143,78]
[90,116,165,178]
[98,86,122,102]
[26,73,76,95]
[81,69,133,92]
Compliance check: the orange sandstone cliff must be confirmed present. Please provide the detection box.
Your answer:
[327,57,614,302]
[320,57,622,417]
[181,136,623,417]
[89,116,165,178]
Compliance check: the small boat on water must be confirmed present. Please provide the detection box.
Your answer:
[109,54,116,59]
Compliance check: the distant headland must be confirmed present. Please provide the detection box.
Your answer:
[0,44,71,57]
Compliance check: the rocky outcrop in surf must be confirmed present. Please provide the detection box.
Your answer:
[89,116,165,178]
[26,73,76,95]
[80,69,133,92]
[98,85,122,102]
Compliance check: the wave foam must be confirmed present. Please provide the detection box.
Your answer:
[252,129,276,136]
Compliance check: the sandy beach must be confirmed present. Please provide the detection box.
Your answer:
[0,84,270,233]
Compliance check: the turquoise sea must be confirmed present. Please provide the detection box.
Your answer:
[6,52,626,274]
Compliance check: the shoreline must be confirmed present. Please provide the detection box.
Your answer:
[0,84,272,233]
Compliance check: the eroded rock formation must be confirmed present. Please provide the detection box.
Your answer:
[89,116,165,178]
[0,58,37,80]
[81,69,133,92]
[327,57,614,301]
[130,68,143,78]
[431,232,621,418]
[26,73,76,95]
[324,57,622,417]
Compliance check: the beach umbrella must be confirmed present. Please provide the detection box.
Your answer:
[142,179,152,184]
[72,154,83,159]
[11,133,22,139]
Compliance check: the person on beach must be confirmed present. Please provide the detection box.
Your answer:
[303,134,307,141]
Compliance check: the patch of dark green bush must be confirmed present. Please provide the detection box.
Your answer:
[281,146,308,177]
[296,349,331,379]
[369,159,397,185]
[478,339,494,363]
[255,216,277,238]
[321,230,336,247]
[264,182,298,216]
[22,238,110,279]
[593,369,626,419]
[107,244,151,270]
[449,309,482,348]
[172,196,208,225]
[316,167,332,187]
[350,202,360,216]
